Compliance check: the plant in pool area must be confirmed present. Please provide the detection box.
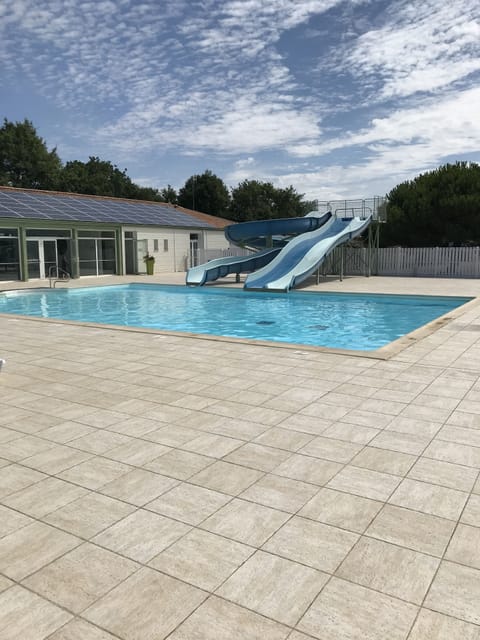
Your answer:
[143,252,155,275]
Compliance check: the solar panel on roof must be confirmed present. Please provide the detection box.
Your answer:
[0,190,212,228]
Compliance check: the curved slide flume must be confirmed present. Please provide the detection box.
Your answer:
[186,212,332,286]
[244,214,372,291]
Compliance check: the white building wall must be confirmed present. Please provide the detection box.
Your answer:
[129,226,228,272]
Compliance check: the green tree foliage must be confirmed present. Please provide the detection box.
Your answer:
[230,179,317,222]
[178,170,231,217]
[60,157,145,199]
[383,162,480,246]
[159,184,178,204]
[0,118,62,189]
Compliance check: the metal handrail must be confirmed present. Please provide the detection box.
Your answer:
[48,265,71,288]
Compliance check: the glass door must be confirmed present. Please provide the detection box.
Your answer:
[26,239,58,279]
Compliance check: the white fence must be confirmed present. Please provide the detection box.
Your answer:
[328,246,480,278]
[194,246,480,279]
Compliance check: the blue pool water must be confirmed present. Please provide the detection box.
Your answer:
[0,284,471,351]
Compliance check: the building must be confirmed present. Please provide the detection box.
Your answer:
[0,186,231,281]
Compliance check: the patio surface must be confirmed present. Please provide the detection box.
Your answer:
[1,274,480,639]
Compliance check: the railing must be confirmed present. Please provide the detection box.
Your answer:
[48,265,71,288]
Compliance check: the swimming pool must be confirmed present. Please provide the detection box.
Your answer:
[0,284,472,351]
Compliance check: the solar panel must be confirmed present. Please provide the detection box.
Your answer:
[0,190,213,229]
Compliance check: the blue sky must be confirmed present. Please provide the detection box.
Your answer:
[1,0,479,201]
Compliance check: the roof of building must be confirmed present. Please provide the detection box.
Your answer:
[0,186,232,230]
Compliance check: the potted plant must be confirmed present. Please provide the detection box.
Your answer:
[143,252,155,275]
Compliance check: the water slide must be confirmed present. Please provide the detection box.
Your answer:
[244,214,372,291]
[186,212,331,286]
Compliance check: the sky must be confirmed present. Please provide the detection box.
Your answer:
[1,0,480,202]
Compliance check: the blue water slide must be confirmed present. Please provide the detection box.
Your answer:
[186,212,332,286]
[186,248,281,285]
[244,214,372,291]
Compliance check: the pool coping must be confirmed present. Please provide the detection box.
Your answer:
[1,283,478,361]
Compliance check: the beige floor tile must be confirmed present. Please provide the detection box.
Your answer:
[1,476,87,518]
[23,542,138,613]
[0,585,72,640]
[83,566,207,640]
[263,516,358,573]
[356,398,407,416]
[461,494,480,527]
[0,504,34,538]
[322,422,380,445]
[58,455,132,489]
[0,521,80,580]
[48,618,120,639]
[69,430,133,454]
[327,466,400,501]
[150,528,254,591]
[0,575,13,593]
[240,474,319,513]
[366,504,455,556]
[408,457,479,491]
[278,413,332,436]
[424,439,480,467]
[22,445,93,474]
[42,492,136,538]
[273,454,342,485]
[337,537,439,605]
[143,424,201,446]
[299,436,363,463]
[201,498,290,546]
[224,443,292,471]
[369,430,430,455]
[389,478,468,520]
[0,463,46,498]
[181,432,244,457]
[169,595,289,639]
[190,461,263,496]
[475,474,480,494]
[445,524,480,570]
[254,427,315,452]
[145,448,214,480]
[107,416,166,437]
[0,434,56,461]
[299,488,382,533]
[425,560,480,625]
[93,509,190,562]
[37,421,97,443]
[339,409,394,429]
[100,468,178,506]
[201,416,269,441]
[147,482,231,525]
[105,439,171,466]
[437,425,480,448]
[409,608,480,640]
[351,446,416,476]
[297,577,417,640]
[217,550,328,626]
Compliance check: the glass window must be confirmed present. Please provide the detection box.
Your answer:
[164,239,169,252]
[0,228,18,237]
[125,231,134,239]
[78,230,115,238]
[154,239,159,252]
[26,229,71,237]
[0,236,20,280]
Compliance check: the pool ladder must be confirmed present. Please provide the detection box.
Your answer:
[49,265,71,288]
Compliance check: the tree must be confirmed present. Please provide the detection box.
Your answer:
[382,162,480,247]
[59,157,139,199]
[178,170,231,217]
[0,118,62,189]
[159,184,178,204]
[230,180,317,222]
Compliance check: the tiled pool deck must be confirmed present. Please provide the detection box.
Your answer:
[2,274,480,639]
